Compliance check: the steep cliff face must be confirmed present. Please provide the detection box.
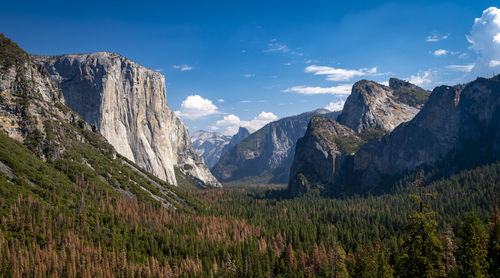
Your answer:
[353,76,500,189]
[35,53,220,187]
[0,34,192,209]
[212,109,340,184]
[288,76,500,196]
[288,116,360,195]
[0,34,75,157]
[337,80,421,132]
[191,130,231,168]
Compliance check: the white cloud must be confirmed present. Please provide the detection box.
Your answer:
[446,64,475,72]
[282,84,352,95]
[465,7,500,77]
[216,112,278,135]
[243,73,255,78]
[284,62,292,66]
[217,98,225,103]
[172,64,193,71]
[324,100,345,112]
[409,71,434,87]
[433,49,448,56]
[155,68,164,72]
[426,32,450,42]
[264,41,290,53]
[304,65,378,81]
[175,95,219,120]
[490,60,500,67]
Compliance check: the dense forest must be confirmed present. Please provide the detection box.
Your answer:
[0,127,498,277]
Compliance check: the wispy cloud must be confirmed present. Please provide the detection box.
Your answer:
[446,64,475,72]
[305,65,377,81]
[243,73,255,78]
[263,39,303,56]
[426,32,450,42]
[282,84,352,95]
[264,41,289,53]
[172,64,193,71]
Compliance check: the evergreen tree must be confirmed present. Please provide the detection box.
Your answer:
[397,190,445,278]
[455,213,489,278]
[487,204,500,277]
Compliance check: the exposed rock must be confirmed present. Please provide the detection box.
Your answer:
[191,127,252,169]
[35,52,220,187]
[212,109,340,184]
[337,80,421,133]
[220,126,253,157]
[288,116,360,195]
[191,130,231,168]
[288,76,500,196]
[353,76,500,189]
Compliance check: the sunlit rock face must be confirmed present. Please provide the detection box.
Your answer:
[36,52,220,187]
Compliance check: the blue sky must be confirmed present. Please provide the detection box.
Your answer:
[2,0,499,135]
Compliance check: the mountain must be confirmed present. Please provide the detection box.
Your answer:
[211,108,340,184]
[191,130,231,168]
[34,52,220,187]
[191,127,252,168]
[337,79,422,133]
[288,76,499,196]
[220,126,253,156]
[288,116,361,196]
[0,34,192,209]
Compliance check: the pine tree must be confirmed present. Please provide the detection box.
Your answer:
[397,187,445,278]
[487,203,500,277]
[455,213,489,278]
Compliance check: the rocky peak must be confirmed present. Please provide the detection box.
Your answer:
[337,79,420,133]
[191,130,231,168]
[288,116,360,196]
[35,52,220,187]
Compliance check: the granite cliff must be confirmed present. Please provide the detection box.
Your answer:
[35,52,220,187]
[288,76,499,196]
[337,79,423,132]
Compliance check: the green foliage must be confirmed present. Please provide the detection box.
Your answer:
[391,87,431,107]
[0,33,29,70]
[455,213,489,278]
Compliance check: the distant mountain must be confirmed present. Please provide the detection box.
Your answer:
[211,108,341,184]
[191,130,231,168]
[191,127,253,168]
[220,126,253,157]
[288,76,499,196]
[34,52,220,187]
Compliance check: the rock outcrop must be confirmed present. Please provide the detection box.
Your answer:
[212,109,340,184]
[288,116,360,195]
[352,76,500,189]
[191,130,231,168]
[288,76,500,196]
[337,80,421,132]
[35,52,220,187]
